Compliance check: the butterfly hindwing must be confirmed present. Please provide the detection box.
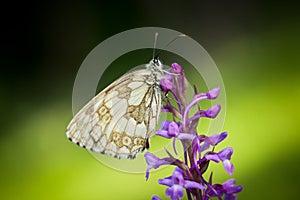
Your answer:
[66,69,162,159]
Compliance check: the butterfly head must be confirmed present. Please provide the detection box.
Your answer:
[148,56,163,71]
[153,56,162,66]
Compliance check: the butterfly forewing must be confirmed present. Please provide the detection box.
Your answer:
[66,67,162,159]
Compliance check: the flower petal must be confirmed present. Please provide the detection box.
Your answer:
[205,132,228,146]
[166,185,184,200]
[168,122,180,137]
[184,180,205,190]
[160,78,173,92]
[171,170,185,185]
[229,185,243,194]
[223,159,234,175]
[207,87,220,99]
[177,133,195,140]
[174,167,184,174]
[199,142,210,152]
[158,178,173,187]
[223,179,243,194]
[171,63,183,73]
[144,152,174,180]
[160,120,171,130]
[205,153,221,162]
[224,194,238,200]
[162,107,171,112]
[151,195,162,200]
[144,152,159,165]
[218,147,233,161]
[156,130,172,138]
[204,104,221,118]
[145,166,151,180]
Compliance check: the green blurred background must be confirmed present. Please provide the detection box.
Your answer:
[1,1,300,199]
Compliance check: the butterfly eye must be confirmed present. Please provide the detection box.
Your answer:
[153,57,160,66]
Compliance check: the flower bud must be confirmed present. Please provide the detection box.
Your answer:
[205,104,221,118]
[207,87,220,99]
[171,63,183,73]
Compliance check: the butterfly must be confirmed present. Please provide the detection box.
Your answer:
[66,57,164,159]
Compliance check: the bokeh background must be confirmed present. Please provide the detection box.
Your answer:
[1,1,299,199]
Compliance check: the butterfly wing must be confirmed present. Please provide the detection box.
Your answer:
[66,69,162,159]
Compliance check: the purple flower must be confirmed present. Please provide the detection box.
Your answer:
[222,160,234,176]
[192,87,220,101]
[204,147,234,175]
[168,122,180,137]
[144,152,174,180]
[200,132,228,152]
[161,78,173,92]
[204,179,242,200]
[218,147,233,161]
[207,87,220,99]
[222,179,243,200]
[151,195,162,200]
[184,90,221,124]
[159,168,204,200]
[162,105,171,112]
[160,120,171,130]
[156,121,195,141]
[206,132,228,146]
[144,62,242,199]
[188,105,221,124]
[171,63,183,73]
[204,104,221,118]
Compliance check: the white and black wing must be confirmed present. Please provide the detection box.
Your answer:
[66,69,162,159]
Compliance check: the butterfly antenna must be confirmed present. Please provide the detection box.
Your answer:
[153,32,159,59]
[155,34,187,58]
